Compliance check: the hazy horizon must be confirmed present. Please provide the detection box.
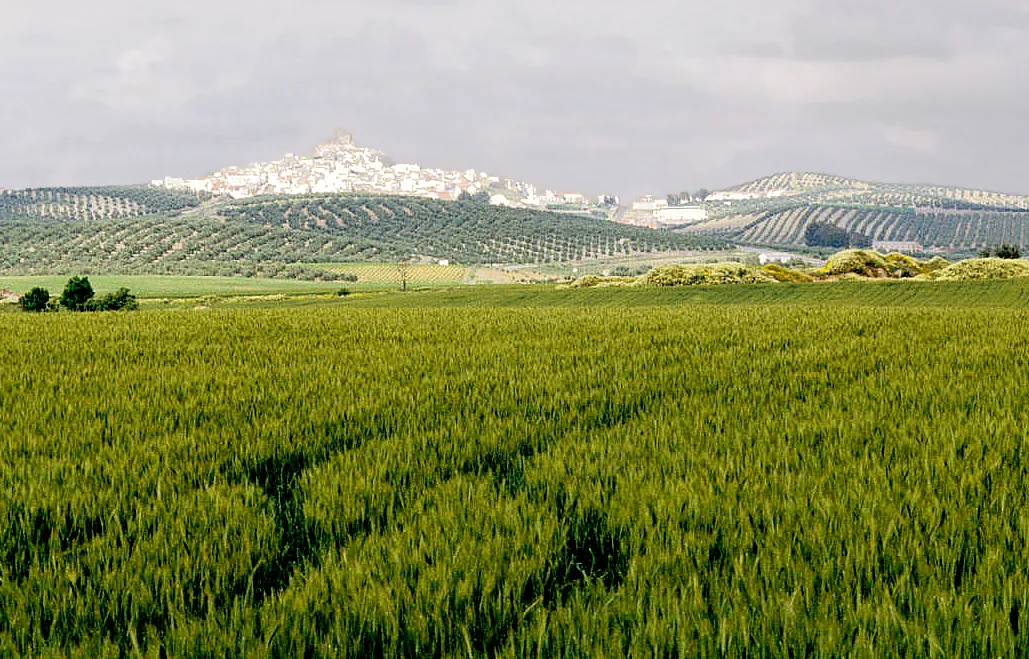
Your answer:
[2,0,1028,199]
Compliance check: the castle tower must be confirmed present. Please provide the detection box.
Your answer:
[335,129,354,145]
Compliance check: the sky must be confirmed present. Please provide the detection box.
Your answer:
[2,0,1028,199]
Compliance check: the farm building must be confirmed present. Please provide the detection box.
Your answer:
[873,240,924,254]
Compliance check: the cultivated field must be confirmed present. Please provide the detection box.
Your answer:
[695,172,1029,251]
[2,284,1028,656]
[0,191,726,277]
[312,263,534,286]
[0,275,343,299]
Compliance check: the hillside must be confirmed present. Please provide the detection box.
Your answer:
[686,173,1029,252]
[0,190,725,275]
[0,186,207,221]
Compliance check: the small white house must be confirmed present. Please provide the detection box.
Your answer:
[873,240,924,253]
[632,195,669,212]
[654,205,708,225]
[759,252,796,265]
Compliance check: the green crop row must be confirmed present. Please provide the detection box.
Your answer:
[2,292,1029,656]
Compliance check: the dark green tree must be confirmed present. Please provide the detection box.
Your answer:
[805,221,870,249]
[19,287,50,312]
[996,244,1021,259]
[60,276,94,311]
[86,287,137,311]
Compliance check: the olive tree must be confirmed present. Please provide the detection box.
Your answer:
[59,276,94,311]
[19,287,50,312]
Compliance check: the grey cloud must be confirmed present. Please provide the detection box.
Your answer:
[2,0,1029,199]
[787,0,1029,61]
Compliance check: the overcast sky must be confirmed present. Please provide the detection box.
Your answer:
[2,0,1028,198]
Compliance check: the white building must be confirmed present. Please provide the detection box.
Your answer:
[759,252,797,265]
[873,240,924,253]
[632,196,669,212]
[654,205,708,225]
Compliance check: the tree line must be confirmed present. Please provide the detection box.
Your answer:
[20,277,137,313]
[804,221,871,249]
[979,244,1022,259]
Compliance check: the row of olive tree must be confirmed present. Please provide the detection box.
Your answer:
[20,277,137,313]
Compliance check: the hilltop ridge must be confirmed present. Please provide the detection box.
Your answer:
[152,130,619,220]
[707,171,1029,207]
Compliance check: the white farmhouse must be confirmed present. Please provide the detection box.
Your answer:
[758,252,796,265]
[653,205,708,226]
[873,241,924,253]
[631,195,669,212]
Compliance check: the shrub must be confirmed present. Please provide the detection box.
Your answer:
[611,265,653,277]
[921,257,951,274]
[883,253,924,278]
[979,245,1022,259]
[85,287,138,311]
[19,287,50,312]
[569,275,602,288]
[818,250,888,277]
[637,263,776,287]
[997,244,1022,259]
[931,258,1029,281]
[761,264,814,283]
[568,275,636,289]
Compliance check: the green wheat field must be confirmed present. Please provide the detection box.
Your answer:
[2,282,1029,656]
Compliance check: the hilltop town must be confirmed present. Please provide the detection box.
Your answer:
[153,130,619,220]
